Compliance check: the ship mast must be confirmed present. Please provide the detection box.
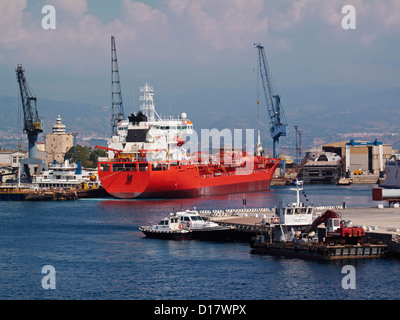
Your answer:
[290,179,303,207]
[140,82,160,121]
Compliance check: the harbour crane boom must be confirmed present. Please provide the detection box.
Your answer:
[15,64,45,182]
[111,36,125,136]
[16,64,43,156]
[255,43,288,158]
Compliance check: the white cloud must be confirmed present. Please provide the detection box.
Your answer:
[167,0,268,51]
[50,0,88,18]
[0,0,28,45]
[0,0,399,95]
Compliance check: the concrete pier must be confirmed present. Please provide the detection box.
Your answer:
[204,206,400,257]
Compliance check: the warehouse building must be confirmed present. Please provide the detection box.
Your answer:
[322,139,392,176]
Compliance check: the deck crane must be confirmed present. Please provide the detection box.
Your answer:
[255,43,288,159]
[15,64,46,182]
[111,36,125,136]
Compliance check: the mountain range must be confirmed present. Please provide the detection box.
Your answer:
[1,85,400,155]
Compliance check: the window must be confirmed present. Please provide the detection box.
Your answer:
[334,219,340,227]
[113,164,124,171]
[125,163,136,171]
[152,163,162,171]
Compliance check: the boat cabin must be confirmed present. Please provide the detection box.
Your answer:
[152,215,181,231]
[274,204,314,226]
[272,180,315,242]
[175,210,218,229]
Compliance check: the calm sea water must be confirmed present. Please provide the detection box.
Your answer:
[1,184,399,300]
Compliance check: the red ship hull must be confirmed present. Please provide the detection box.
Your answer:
[97,158,280,199]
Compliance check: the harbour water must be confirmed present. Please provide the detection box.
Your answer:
[1,184,399,300]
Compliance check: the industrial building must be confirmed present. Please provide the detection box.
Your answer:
[322,140,392,176]
[0,148,47,183]
[299,140,393,184]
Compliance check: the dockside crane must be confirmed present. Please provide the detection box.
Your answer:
[111,36,125,136]
[15,64,46,182]
[255,43,288,159]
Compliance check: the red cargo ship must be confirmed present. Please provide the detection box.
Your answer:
[97,152,279,199]
[96,83,279,199]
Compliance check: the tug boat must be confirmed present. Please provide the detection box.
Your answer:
[251,180,387,260]
[139,209,235,240]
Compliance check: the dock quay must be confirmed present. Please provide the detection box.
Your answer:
[25,189,77,201]
[0,185,78,201]
[0,184,109,201]
[201,206,400,257]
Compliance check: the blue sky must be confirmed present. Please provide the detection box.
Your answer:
[1,0,399,110]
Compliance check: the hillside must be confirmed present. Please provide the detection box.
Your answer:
[1,85,399,154]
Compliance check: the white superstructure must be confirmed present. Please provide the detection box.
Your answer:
[107,82,193,162]
[272,180,316,242]
[32,159,100,190]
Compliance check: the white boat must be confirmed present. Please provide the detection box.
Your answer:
[139,210,235,240]
[175,209,235,240]
[269,179,316,242]
[139,215,192,240]
[32,159,101,192]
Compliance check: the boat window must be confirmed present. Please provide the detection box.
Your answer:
[112,163,124,171]
[162,163,169,171]
[152,163,162,171]
[125,163,136,171]
[286,209,292,215]
[139,163,148,171]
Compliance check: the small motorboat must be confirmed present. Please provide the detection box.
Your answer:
[139,215,192,240]
[139,210,235,241]
[175,210,235,240]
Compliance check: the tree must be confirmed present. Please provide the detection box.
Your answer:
[65,145,107,168]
